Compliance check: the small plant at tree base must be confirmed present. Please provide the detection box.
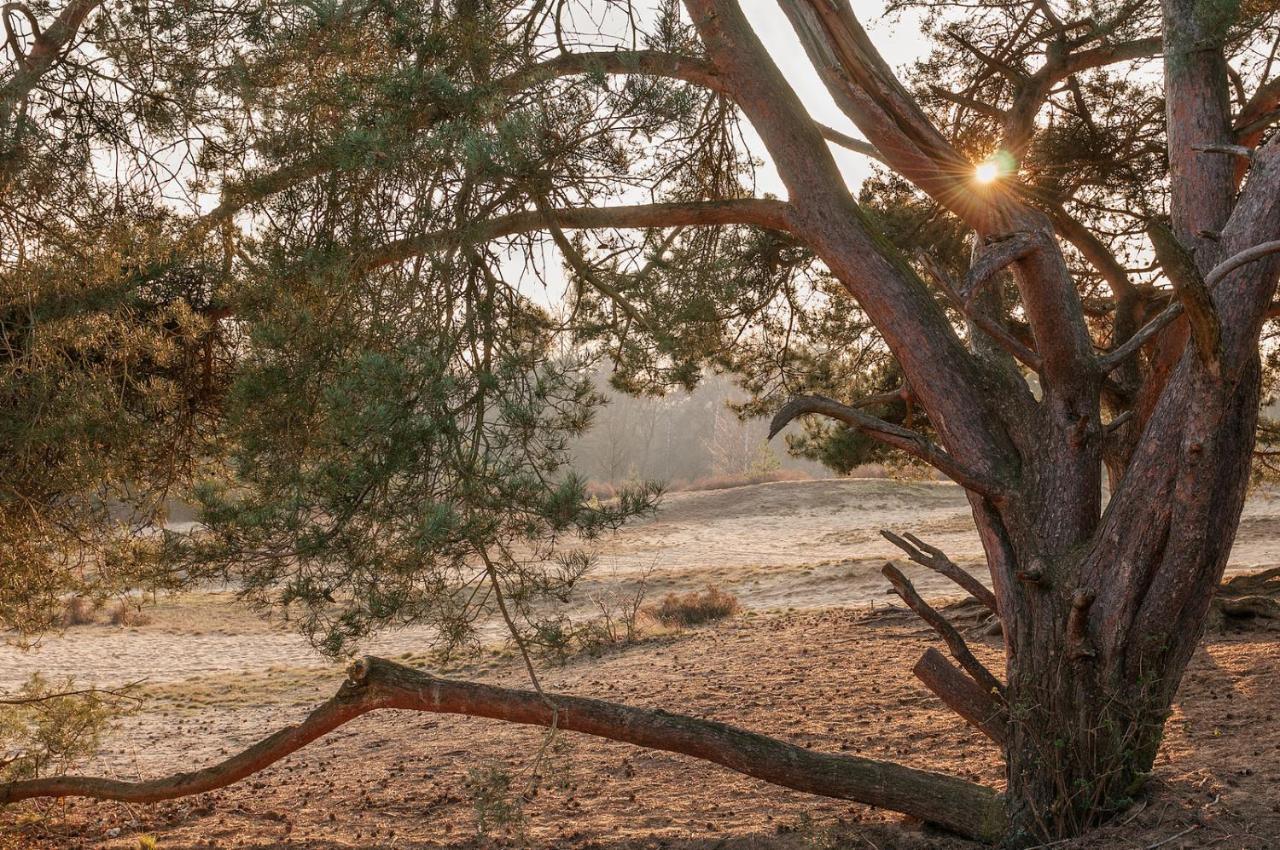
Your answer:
[464,763,526,838]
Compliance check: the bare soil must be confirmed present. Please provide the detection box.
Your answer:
[3,479,1279,849]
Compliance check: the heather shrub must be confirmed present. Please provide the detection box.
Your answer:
[649,585,740,627]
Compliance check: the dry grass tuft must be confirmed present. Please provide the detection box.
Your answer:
[60,597,98,627]
[108,603,153,628]
[668,469,811,492]
[648,585,740,627]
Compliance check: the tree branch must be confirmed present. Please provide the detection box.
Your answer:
[1100,240,1280,373]
[0,657,1008,842]
[186,50,726,240]
[777,0,1096,395]
[0,0,101,128]
[962,230,1050,304]
[364,199,797,271]
[912,648,1007,746]
[816,122,884,162]
[880,529,999,615]
[881,562,1005,699]
[916,252,1043,371]
[533,194,659,336]
[1146,221,1221,377]
[768,395,1007,498]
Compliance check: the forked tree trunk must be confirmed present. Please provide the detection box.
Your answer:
[994,351,1261,843]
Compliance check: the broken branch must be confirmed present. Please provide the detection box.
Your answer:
[881,562,1005,699]
[1146,221,1221,377]
[880,529,999,615]
[913,648,1008,746]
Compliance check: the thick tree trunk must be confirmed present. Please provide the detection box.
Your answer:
[997,353,1261,845]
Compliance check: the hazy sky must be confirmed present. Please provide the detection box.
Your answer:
[740,0,927,193]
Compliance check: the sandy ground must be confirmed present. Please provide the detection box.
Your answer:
[3,478,1280,848]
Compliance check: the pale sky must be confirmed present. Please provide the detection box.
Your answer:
[740,0,927,194]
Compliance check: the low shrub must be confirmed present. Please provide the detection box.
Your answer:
[108,602,153,627]
[582,480,618,502]
[0,674,141,784]
[464,763,525,837]
[669,469,811,492]
[60,596,99,627]
[649,585,740,627]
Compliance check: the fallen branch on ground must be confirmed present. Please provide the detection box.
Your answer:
[0,656,1008,842]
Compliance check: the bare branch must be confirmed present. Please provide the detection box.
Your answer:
[1193,143,1253,159]
[1206,240,1280,289]
[881,563,1005,699]
[816,123,884,162]
[365,199,797,271]
[917,252,1043,371]
[0,657,1007,842]
[880,529,999,615]
[912,648,1007,746]
[1105,410,1133,434]
[1100,240,1280,373]
[768,395,1007,498]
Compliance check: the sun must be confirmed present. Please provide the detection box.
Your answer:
[974,160,1001,185]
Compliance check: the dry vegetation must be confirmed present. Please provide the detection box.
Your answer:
[649,586,742,627]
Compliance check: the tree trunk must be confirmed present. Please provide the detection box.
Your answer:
[997,353,1261,845]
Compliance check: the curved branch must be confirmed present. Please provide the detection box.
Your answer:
[1100,240,1280,373]
[0,657,1008,843]
[0,0,100,127]
[363,199,796,272]
[962,230,1049,304]
[916,252,1043,371]
[768,394,1008,498]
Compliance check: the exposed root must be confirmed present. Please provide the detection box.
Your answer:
[1209,568,1280,630]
